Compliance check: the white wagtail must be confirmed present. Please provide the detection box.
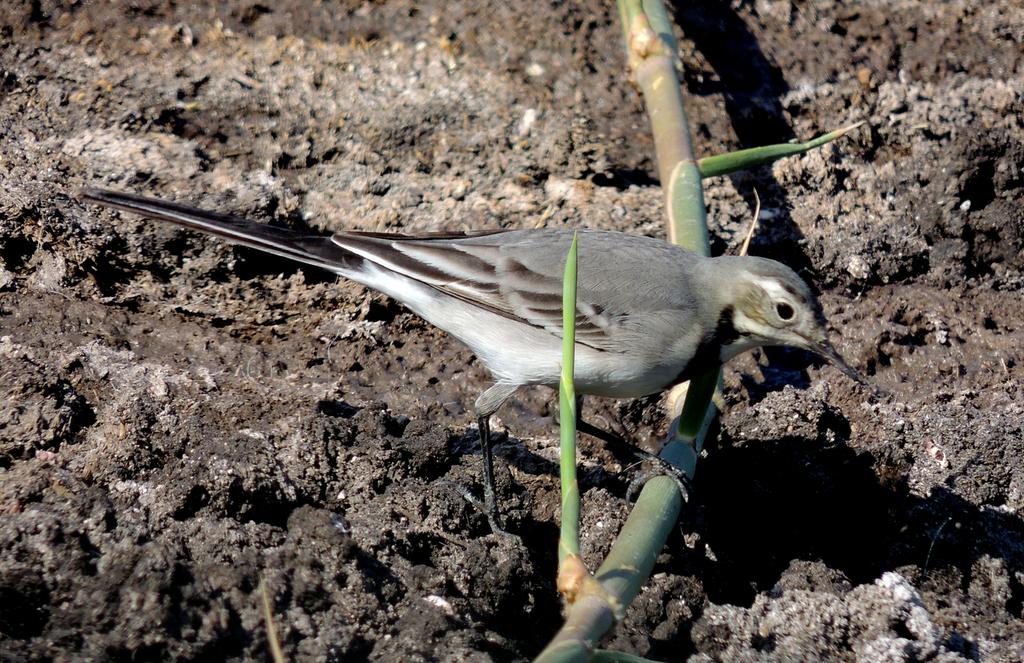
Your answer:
[80,187,867,532]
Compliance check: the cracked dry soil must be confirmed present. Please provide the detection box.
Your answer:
[1,1,1022,661]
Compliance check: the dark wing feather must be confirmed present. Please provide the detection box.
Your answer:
[80,188,355,272]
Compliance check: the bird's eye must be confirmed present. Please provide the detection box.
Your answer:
[776,302,795,321]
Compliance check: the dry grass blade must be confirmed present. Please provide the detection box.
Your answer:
[739,189,761,257]
[260,578,286,663]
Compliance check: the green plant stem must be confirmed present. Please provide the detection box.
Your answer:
[537,3,863,660]
[535,477,682,662]
[620,0,707,250]
[534,3,709,662]
[619,0,719,461]
[619,0,719,469]
[663,369,720,483]
[559,233,581,566]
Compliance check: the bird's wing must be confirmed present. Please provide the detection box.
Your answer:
[332,229,697,353]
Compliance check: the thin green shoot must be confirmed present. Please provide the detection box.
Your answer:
[697,121,864,178]
[558,232,581,566]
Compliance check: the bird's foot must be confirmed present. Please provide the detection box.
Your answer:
[625,454,692,503]
[576,418,691,503]
[441,480,517,539]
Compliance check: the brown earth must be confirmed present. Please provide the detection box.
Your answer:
[1,1,1022,661]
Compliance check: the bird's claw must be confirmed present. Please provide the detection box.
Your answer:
[439,479,516,538]
[576,417,693,505]
[625,458,691,504]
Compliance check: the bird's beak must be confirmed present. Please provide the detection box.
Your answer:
[804,336,873,389]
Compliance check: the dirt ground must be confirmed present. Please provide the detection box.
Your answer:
[1,0,1022,661]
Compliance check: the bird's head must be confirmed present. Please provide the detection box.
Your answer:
[717,256,868,387]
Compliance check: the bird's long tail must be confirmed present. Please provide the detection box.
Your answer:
[79,187,356,273]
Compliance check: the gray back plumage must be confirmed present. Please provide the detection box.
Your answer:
[332,228,708,353]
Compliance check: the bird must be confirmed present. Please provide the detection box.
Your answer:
[80,187,868,533]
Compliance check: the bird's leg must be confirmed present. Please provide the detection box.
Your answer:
[573,395,643,462]
[575,401,690,503]
[477,414,506,534]
[446,414,510,535]
[459,383,520,536]
[575,418,634,454]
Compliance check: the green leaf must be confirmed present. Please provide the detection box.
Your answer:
[697,121,864,178]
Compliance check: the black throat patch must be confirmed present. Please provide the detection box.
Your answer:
[672,306,744,384]
[712,305,741,349]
